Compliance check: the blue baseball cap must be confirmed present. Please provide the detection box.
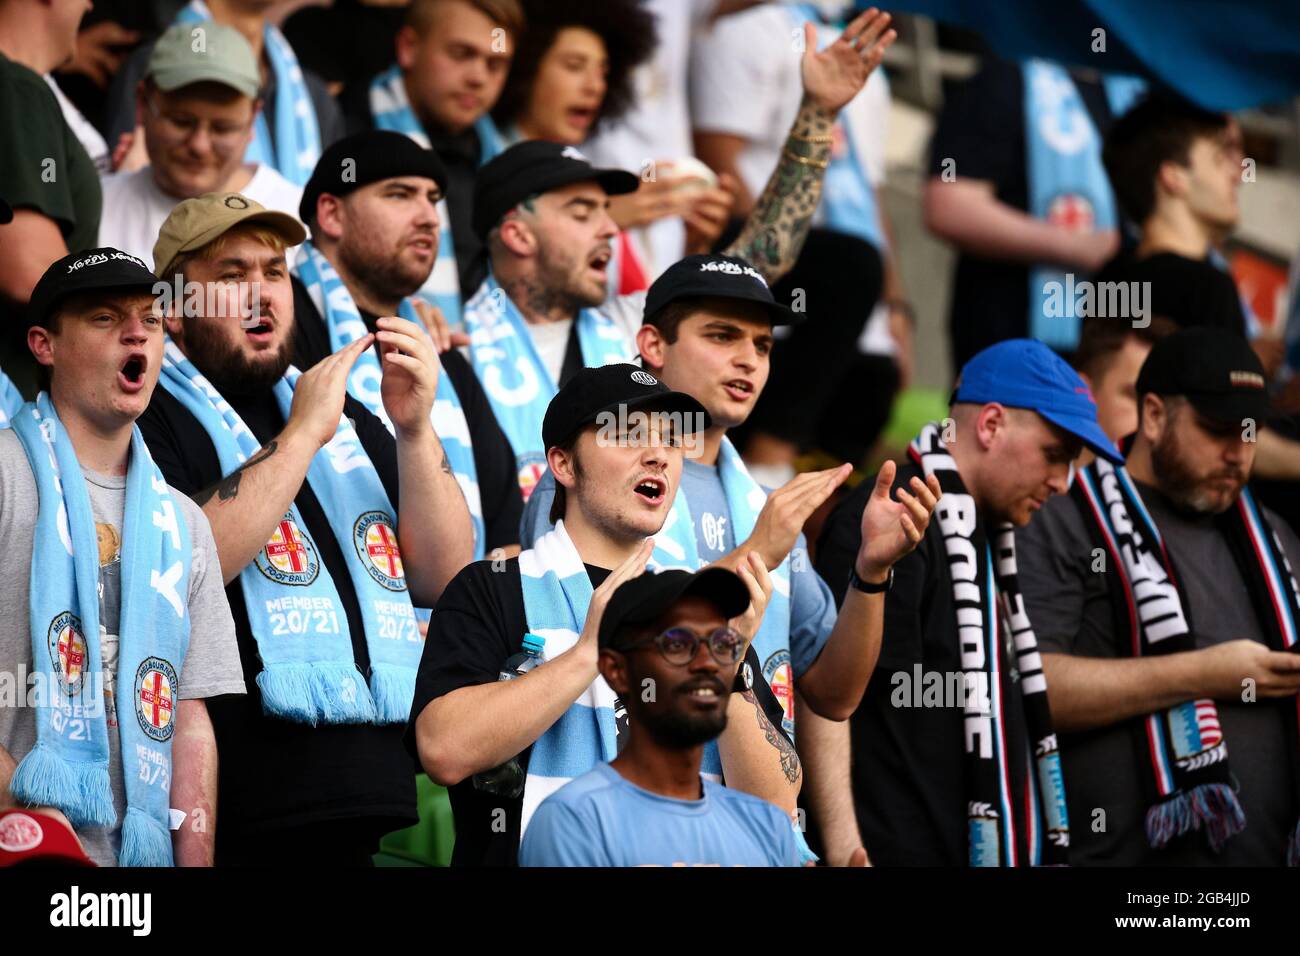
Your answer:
[953,339,1123,464]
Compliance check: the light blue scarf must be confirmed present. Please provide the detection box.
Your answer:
[787,4,884,249]
[463,274,635,499]
[369,64,504,328]
[518,521,619,836]
[0,367,23,427]
[651,439,794,777]
[158,339,420,724]
[1024,59,1145,349]
[175,3,321,187]
[9,394,191,866]
[293,241,485,559]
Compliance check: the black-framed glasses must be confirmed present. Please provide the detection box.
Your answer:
[622,626,744,666]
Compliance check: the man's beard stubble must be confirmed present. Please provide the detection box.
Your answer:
[1150,427,1245,515]
[337,233,430,306]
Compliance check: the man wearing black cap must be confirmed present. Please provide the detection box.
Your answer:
[520,567,802,867]
[519,253,940,865]
[1016,327,1300,865]
[462,22,893,501]
[293,130,523,560]
[0,249,243,866]
[409,363,803,866]
[817,338,1123,866]
[136,193,475,864]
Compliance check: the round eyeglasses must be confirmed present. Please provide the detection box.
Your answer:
[622,626,744,666]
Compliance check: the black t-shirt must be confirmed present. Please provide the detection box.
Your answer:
[406,558,792,867]
[816,463,1031,865]
[291,277,523,550]
[136,382,419,846]
[1092,251,1248,339]
[927,57,1118,369]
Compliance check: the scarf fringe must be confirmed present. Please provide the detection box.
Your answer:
[369,663,416,724]
[1145,783,1246,851]
[257,663,376,726]
[119,805,172,867]
[11,742,115,828]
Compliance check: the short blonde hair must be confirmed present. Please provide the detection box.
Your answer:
[406,0,525,37]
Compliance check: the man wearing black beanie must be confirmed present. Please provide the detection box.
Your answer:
[292,130,524,560]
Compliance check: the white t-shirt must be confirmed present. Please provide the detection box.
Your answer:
[46,74,109,173]
[584,0,718,277]
[691,4,894,355]
[527,292,647,385]
[98,164,304,266]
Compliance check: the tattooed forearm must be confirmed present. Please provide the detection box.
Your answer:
[742,689,803,785]
[724,96,835,283]
[191,441,279,506]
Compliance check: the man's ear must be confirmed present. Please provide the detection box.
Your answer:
[974,402,1006,450]
[27,326,54,372]
[315,193,346,243]
[1155,159,1190,201]
[496,216,536,258]
[1139,392,1165,442]
[547,443,577,491]
[598,648,630,698]
[636,323,666,373]
[395,25,419,71]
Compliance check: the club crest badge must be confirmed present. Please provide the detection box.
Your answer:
[517,453,548,502]
[47,612,87,697]
[255,514,320,586]
[354,511,407,592]
[135,657,178,742]
[0,812,43,853]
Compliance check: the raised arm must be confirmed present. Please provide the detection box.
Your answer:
[724,8,896,282]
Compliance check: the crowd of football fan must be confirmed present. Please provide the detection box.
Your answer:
[1,0,1298,869]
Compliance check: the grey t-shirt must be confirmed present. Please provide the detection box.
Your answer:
[0,428,244,866]
[1016,479,1300,865]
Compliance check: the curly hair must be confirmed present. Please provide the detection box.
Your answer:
[492,0,658,136]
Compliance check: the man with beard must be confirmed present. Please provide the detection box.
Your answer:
[519,567,802,867]
[1016,327,1300,865]
[463,8,895,500]
[292,130,523,559]
[137,192,475,864]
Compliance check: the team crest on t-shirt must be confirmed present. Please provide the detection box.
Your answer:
[255,514,321,586]
[47,611,87,697]
[763,649,794,736]
[134,656,177,742]
[353,510,406,592]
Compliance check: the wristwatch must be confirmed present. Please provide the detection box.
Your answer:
[848,565,893,594]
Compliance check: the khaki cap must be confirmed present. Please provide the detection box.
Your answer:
[153,192,306,276]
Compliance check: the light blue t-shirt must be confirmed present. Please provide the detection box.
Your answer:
[519,461,838,682]
[519,762,801,867]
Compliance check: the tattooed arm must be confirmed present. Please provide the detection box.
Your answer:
[722,8,895,283]
[716,682,803,816]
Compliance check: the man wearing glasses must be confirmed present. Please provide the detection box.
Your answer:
[520,567,803,867]
[408,363,798,866]
[99,23,303,264]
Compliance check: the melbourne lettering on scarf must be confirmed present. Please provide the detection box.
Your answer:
[369,65,504,327]
[911,422,1069,866]
[1073,458,1300,862]
[294,241,485,558]
[462,274,635,500]
[158,340,421,725]
[10,395,191,866]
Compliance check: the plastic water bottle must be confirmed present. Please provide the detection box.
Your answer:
[471,633,546,797]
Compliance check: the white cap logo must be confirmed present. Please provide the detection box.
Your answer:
[561,146,589,163]
[631,370,657,386]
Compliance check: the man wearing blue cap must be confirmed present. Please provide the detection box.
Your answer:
[817,337,1123,866]
[1016,327,1300,865]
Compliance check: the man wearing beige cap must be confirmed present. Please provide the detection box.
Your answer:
[99,22,303,265]
[138,192,474,864]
